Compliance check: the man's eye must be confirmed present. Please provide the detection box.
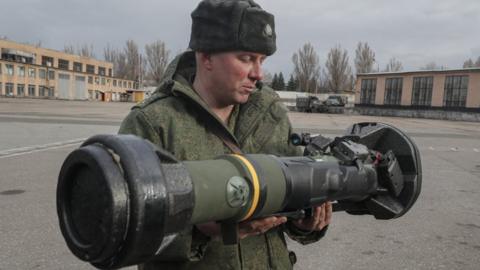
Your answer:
[239,55,251,62]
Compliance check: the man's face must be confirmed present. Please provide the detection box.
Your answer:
[206,51,266,107]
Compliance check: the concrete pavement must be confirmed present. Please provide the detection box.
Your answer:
[0,98,479,270]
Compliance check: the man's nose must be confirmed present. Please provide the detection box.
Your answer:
[249,62,263,82]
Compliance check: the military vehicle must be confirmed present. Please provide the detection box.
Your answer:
[324,95,347,107]
[295,96,327,112]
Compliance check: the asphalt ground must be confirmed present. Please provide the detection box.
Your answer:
[0,98,479,270]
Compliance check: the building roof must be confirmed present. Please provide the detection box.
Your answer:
[357,67,480,77]
[0,38,111,67]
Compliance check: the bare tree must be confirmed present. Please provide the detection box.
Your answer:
[64,44,75,54]
[354,42,376,74]
[475,56,480,67]
[79,44,95,58]
[384,57,403,72]
[324,45,353,92]
[292,42,321,93]
[145,40,170,85]
[104,44,127,78]
[463,58,475,68]
[120,40,143,83]
[115,52,128,79]
[262,69,273,86]
[420,61,447,71]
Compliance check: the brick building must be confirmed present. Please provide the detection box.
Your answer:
[355,68,480,111]
[0,39,139,102]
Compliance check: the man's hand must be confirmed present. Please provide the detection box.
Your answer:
[292,202,332,232]
[238,216,287,239]
[196,216,287,240]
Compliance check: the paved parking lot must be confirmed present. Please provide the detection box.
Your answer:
[1,98,479,270]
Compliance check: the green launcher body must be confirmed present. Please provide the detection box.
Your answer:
[56,122,422,269]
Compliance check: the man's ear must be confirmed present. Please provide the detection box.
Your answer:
[197,52,214,71]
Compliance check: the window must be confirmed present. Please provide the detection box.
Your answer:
[0,63,2,74]
[6,83,14,96]
[42,56,54,67]
[128,82,132,88]
[101,77,106,85]
[0,82,2,95]
[18,66,25,77]
[123,81,127,88]
[73,62,83,72]
[28,85,36,96]
[86,64,95,74]
[444,75,468,107]
[28,68,36,78]
[88,76,93,84]
[384,78,403,105]
[6,64,14,76]
[95,77,99,85]
[360,79,376,104]
[98,67,106,76]
[108,68,112,77]
[17,84,25,96]
[113,79,117,87]
[59,73,70,80]
[39,86,46,96]
[39,69,46,79]
[58,59,69,70]
[88,90,94,100]
[48,70,55,80]
[39,86,54,97]
[412,77,433,106]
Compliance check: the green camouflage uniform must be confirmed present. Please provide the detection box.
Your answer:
[119,51,326,270]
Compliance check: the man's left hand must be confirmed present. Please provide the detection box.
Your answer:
[292,201,332,232]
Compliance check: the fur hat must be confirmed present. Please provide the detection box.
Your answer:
[189,0,276,56]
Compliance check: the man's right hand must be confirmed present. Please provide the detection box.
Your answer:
[196,216,287,240]
[238,216,287,239]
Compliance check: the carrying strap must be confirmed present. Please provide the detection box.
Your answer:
[208,120,244,155]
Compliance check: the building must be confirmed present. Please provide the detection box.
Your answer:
[0,39,139,102]
[355,68,480,110]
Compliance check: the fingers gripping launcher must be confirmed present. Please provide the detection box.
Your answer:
[56,122,422,269]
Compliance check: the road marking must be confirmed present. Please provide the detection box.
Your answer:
[474,148,479,153]
[429,146,435,151]
[0,138,86,159]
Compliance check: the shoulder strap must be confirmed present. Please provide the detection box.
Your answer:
[197,110,243,155]
[206,119,243,155]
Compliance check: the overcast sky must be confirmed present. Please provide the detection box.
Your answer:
[1,0,479,77]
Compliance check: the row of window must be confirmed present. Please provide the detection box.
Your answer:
[40,56,112,76]
[360,75,470,107]
[0,63,133,88]
[0,82,54,97]
[1,63,55,79]
[85,76,132,88]
[0,81,131,98]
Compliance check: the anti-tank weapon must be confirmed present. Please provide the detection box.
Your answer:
[56,122,421,269]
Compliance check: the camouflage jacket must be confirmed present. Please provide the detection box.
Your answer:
[119,51,326,270]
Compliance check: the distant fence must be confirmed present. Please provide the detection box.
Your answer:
[347,105,480,122]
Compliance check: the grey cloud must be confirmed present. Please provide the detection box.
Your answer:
[1,0,479,76]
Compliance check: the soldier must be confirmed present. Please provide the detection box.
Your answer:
[119,0,332,269]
